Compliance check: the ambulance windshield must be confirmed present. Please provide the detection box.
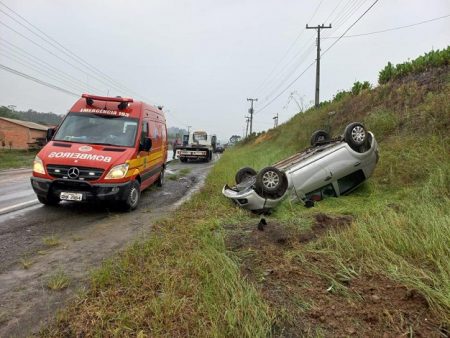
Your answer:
[54,112,138,147]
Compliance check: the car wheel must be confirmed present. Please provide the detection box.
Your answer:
[180,157,187,163]
[235,167,257,184]
[255,166,288,197]
[121,180,141,211]
[38,195,60,206]
[344,122,368,150]
[310,130,330,146]
[156,168,165,187]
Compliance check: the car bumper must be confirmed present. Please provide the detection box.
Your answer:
[30,177,133,202]
[222,184,284,212]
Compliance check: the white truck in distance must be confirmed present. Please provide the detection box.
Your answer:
[178,130,217,162]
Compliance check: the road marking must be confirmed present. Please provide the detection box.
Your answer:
[0,199,39,215]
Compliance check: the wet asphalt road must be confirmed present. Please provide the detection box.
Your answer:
[0,169,37,215]
[0,155,218,337]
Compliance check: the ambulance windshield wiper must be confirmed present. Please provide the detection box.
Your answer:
[89,142,127,147]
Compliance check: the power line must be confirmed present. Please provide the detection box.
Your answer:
[256,0,379,114]
[0,38,103,93]
[253,0,325,96]
[257,0,367,104]
[0,2,191,126]
[0,50,87,93]
[0,20,127,95]
[0,63,79,97]
[0,1,143,100]
[323,14,450,39]
[321,0,379,57]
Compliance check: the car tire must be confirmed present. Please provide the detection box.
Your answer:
[344,122,368,150]
[156,168,165,187]
[310,130,330,146]
[180,157,187,163]
[235,167,257,184]
[121,180,141,211]
[38,195,60,206]
[255,166,288,198]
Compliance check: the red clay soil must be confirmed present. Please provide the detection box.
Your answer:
[225,214,447,337]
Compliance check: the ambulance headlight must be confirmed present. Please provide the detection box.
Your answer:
[105,163,129,179]
[33,156,45,174]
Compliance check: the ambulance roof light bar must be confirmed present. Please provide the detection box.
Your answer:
[82,94,133,108]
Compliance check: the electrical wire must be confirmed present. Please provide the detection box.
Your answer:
[0,1,143,100]
[253,0,325,96]
[323,14,450,38]
[0,50,88,93]
[256,0,368,105]
[0,63,79,97]
[0,2,191,126]
[0,38,103,93]
[255,0,379,114]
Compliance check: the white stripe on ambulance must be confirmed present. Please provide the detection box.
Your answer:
[48,152,112,162]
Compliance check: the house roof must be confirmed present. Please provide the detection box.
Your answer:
[0,117,49,131]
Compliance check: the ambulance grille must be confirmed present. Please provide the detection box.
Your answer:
[46,165,104,181]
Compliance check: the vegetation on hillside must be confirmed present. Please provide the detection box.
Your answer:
[378,46,449,84]
[43,51,449,336]
[0,106,63,126]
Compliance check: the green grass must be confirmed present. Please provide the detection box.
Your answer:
[46,270,70,290]
[44,67,450,335]
[0,149,37,170]
[43,235,61,247]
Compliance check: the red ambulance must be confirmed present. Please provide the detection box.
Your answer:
[30,94,168,210]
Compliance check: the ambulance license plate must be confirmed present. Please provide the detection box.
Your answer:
[60,192,83,201]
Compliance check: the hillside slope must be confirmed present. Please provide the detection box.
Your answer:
[45,52,449,337]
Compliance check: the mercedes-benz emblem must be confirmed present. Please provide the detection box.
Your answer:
[68,167,80,179]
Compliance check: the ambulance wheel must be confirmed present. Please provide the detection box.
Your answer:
[38,195,60,206]
[156,168,165,187]
[121,180,141,211]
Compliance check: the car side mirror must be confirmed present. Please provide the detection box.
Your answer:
[141,137,152,151]
[46,128,56,141]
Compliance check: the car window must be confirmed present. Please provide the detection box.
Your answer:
[305,184,336,201]
[337,170,366,195]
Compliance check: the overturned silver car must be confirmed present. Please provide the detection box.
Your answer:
[222,122,379,213]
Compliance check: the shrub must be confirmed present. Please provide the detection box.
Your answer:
[378,47,450,84]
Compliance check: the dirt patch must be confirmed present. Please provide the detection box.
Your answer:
[254,132,273,145]
[225,214,445,337]
[299,213,353,243]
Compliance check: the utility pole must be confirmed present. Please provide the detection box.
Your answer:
[245,116,250,137]
[306,23,331,108]
[273,113,278,128]
[247,98,258,135]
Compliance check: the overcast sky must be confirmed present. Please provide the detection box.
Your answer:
[0,0,448,141]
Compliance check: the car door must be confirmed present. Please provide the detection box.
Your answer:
[322,145,361,183]
[287,160,331,198]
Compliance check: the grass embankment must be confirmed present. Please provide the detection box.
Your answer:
[0,149,37,170]
[45,65,449,336]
